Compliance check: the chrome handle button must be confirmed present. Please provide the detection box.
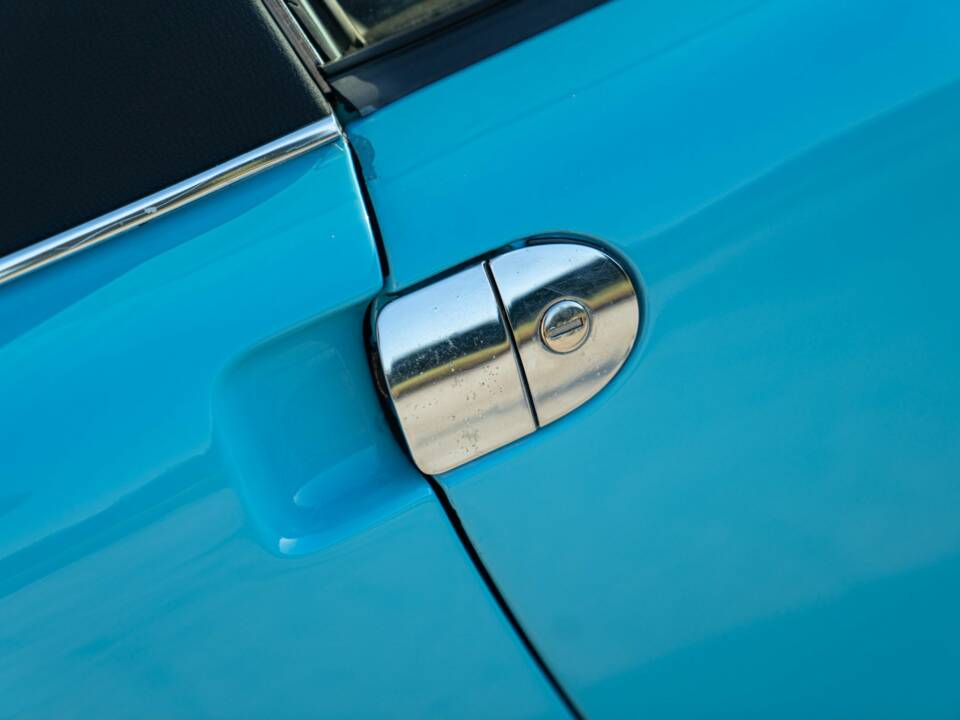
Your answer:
[489,243,639,426]
[376,264,536,475]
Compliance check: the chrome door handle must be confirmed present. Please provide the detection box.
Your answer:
[376,241,641,474]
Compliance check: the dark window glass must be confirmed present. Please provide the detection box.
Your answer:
[338,0,479,43]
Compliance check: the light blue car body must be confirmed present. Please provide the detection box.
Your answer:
[2,0,960,717]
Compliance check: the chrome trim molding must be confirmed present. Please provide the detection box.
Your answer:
[261,0,332,86]
[0,116,341,286]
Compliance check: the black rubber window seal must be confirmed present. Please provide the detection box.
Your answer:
[323,0,610,116]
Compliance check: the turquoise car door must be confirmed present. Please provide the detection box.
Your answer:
[0,3,568,717]
[349,0,960,716]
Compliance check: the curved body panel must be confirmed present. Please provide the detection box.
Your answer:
[351,0,960,715]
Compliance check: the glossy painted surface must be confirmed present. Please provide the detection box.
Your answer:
[351,0,960,716]
[0,141,568,718]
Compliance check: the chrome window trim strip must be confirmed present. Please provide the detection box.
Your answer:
[0,116,341,287]
[261,0,333,84]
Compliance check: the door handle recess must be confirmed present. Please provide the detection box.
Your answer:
[376,241,640,474]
